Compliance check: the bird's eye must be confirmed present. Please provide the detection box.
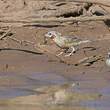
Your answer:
[48,33,51,35]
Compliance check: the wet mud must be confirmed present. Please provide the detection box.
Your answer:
[0,0,110,110]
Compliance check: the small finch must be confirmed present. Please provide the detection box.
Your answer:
[45,31,91,56]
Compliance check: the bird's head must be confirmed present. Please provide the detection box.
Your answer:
[45,31,58,40]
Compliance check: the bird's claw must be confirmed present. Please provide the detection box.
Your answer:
[57,51,64,56]
[65,53,72,57]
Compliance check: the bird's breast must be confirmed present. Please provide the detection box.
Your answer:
[53,38,66,48]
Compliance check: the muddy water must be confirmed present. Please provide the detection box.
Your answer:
[0,70,110,110]
[0,71,69,99]
[0,50,109,110]
[70,71,110,110]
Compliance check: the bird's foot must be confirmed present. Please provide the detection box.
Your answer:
[57,51,64,56]
[65,51,76,57]
[65,53,72,57]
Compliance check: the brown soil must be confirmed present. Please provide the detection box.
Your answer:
[0,0,110,110]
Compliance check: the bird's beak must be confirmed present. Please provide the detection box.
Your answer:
[45,33,50,38]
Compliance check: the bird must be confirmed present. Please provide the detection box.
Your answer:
[47,83,76,104]
[49,87,95,104]
[45,31,91,56]
[106,52,110,67]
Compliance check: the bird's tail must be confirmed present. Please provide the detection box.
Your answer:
[78,40,91,44]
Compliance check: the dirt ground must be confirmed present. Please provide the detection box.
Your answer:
[0,0,110,110]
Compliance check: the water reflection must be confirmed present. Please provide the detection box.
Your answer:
[0,71,110,110]
[0,71,69,99]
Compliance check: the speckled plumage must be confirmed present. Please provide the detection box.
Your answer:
[53,35,81,48]
[45,31,91,56]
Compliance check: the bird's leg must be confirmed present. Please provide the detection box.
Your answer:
[65,46,75,57]
[57,48,68,56]
[57,51,64,56]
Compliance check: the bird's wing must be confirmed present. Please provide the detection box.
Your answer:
[60,36,81,44]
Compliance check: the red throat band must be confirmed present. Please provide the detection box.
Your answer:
[50,34,55,39]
